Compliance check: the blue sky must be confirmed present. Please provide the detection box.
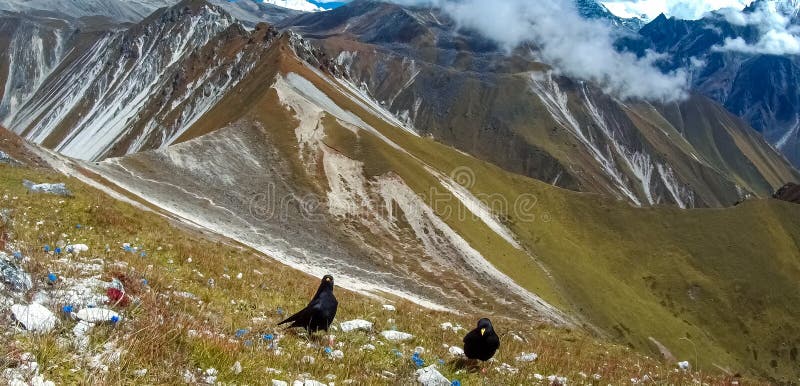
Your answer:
[309,0,347,9]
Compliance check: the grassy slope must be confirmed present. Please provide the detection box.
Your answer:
[269,58,800,380]
[0,162,752,384]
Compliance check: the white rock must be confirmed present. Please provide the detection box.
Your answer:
[236,272,243,280]
[66,244,89,254]
[11,303,57,333]
[415,365,450,386]
[547,375,567,385]
[132,368,148,377]
[448,346,464,357]
[360,344,376,351]
[382,304,396,311]
[380,330,413,341]
[294,381,326,386]
[272,381,288,386]
[301,356,315,365]
[330,350,344,360]
[678,360,691,370]
[495,363,519,374]
[76,308,120,323]
[533,373,544,380]
[339,319,373,333]
[439,322,453,330]
[231,361,242,375]
[515,352,538,362]
[30,375,55,386]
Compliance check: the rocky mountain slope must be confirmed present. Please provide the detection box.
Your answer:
[1,0,800,382]
[280,0,799,208]
[625,0,800,167]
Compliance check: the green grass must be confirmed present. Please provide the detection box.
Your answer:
[0,161,751,384]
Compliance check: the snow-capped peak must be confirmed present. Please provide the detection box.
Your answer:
[262,0,324,12]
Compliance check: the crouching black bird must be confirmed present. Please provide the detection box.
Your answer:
[278,274,338,333]
[463,318,500,361]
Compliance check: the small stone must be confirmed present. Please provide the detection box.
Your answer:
[132,369,148,377]
[301,355,315,365]
[330,350,344,360]
[231,361,242,375]
[382,304,396,311]
[360,344,376,351]
[272,381,288,386]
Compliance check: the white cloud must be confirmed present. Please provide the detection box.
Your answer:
[391,0,688,102]
[601,0,752,20]
[714,1,800,55]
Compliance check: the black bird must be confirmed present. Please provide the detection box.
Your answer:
[463,318,500,361]
[278,274,338,333]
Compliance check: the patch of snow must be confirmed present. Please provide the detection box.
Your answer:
[10,303,57,333]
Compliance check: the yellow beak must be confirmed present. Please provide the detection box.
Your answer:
[325,277,331,282]
[480,328,486,336]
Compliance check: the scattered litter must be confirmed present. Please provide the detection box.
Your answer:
[340,319,373,332]
[23,180,71,196]
[11,303,57,333]
[381,330,413,341]
[76,308,120,323]
[678,361,691,370]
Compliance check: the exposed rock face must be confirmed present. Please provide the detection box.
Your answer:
[774,182,800,204]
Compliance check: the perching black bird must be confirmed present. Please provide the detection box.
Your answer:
[463,318,500,361]
[278,274,338,333]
